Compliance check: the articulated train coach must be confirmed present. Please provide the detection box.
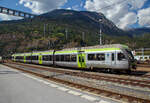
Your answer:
[12,44,136,73]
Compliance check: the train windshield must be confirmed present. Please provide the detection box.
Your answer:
[125,49,134,60]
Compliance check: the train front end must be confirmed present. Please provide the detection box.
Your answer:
[125,49,137,70]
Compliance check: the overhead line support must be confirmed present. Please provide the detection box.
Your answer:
[0,6,36,18]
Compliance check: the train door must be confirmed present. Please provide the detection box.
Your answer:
[111,52,116,65]
[77,51,86,68]
[105,53,112,65]
[24,55,26,63]
[116,51,128,69]
[39,54,42,64]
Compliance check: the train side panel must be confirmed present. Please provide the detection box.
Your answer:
[54,50,78,68]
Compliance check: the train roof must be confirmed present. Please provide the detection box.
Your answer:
[54,44,129,54]
[12,50,54,56]
[61,44,129,51]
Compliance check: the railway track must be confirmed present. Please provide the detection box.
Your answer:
[3,62,150,103]
[7,61,150,89]
[137,64,150,67]
[136,64,150,78]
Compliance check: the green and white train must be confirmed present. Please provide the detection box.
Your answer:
[12,44,136,73]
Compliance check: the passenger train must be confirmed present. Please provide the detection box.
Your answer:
[12,44,136,73]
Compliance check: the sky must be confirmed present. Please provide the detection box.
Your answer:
[0,0,150,30]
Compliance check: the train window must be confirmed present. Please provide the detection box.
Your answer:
[32,56,38,60]
[79,57,81,62]
[140,57,143,59]
[56,55,60,61]
[26,56,31,60]
[26,56,28,60]
[61,55,65,61]
[16,56,19,59]
[36,56,38,60]
[71,55,76,62]
[31,56,34,60]
[145,57,148,59]
[118,53,126,61]
[112,53,114,61]
[88,54,95,60]
[16,56,18,59]
[17,56,24,60]
[65,55,70,61]
[97,53,105,61]
[43,55,49,61]
[82,57,84,62]
[49,55,52,61]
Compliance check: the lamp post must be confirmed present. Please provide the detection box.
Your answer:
[99,19,102,45]
[44,23,46,39]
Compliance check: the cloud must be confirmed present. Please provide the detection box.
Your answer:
[0,14,22,21]
[19,0,68,14]
[66,7,71,10]
[129,0,147,10]
[84,0,147,29]
[118,12,137,29]
[72,5,80,11]
[138,7,150,27]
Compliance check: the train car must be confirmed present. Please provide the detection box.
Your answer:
[24,53,32,63]
[54,49,78,68]
[30,50,54,65]
[41,50,54,66]
[12,44,136,73]
[12,53,25,62]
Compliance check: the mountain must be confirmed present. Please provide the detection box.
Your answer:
[127,27,150,36]
[37,9,127,36]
